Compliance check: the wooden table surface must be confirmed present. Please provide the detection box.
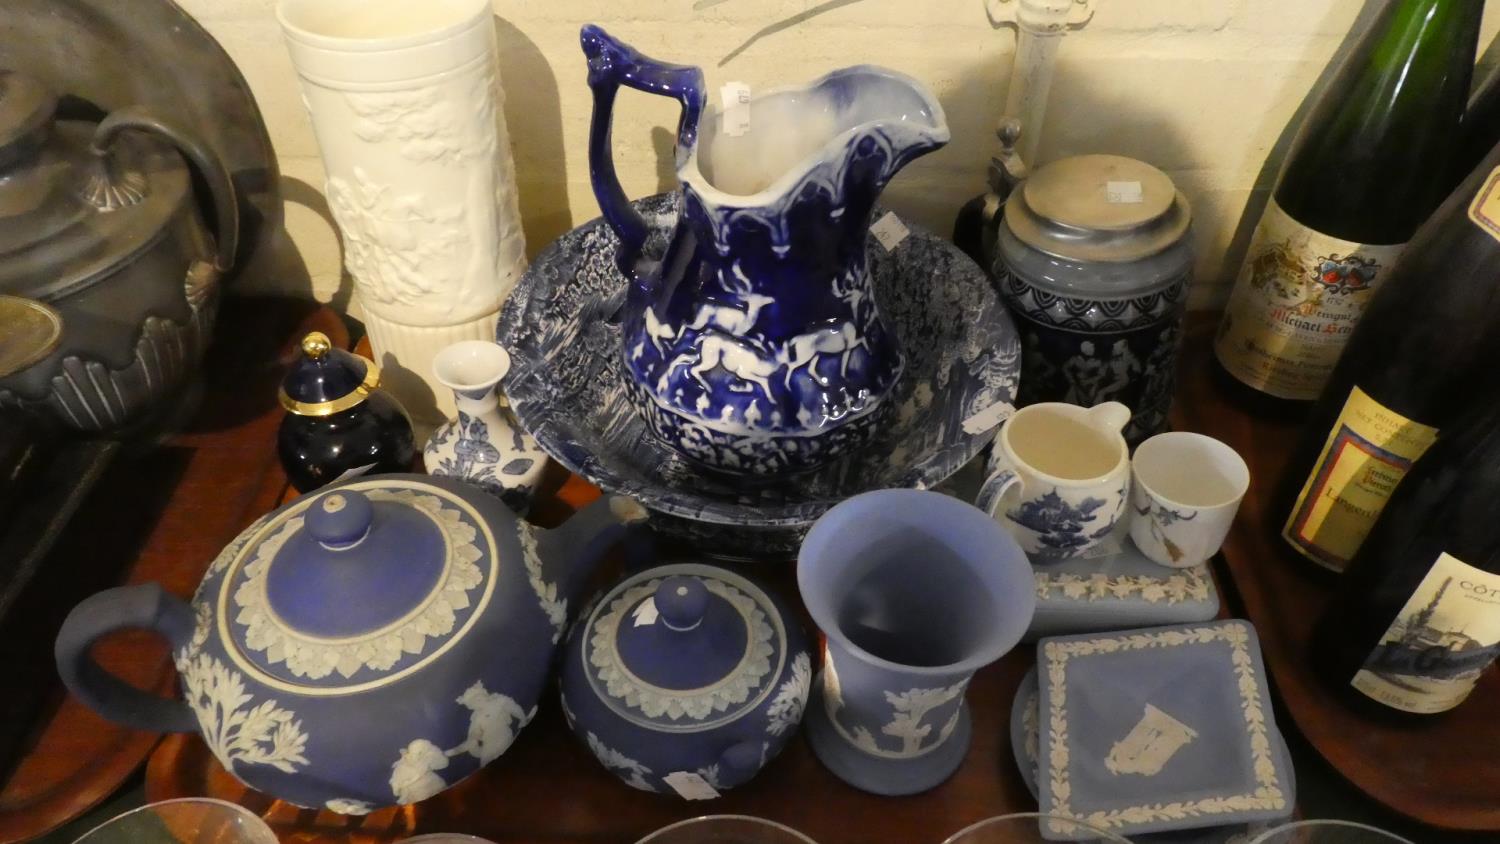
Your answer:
[16,306,1496,843]
[1174,315,1500,833]
[0,300,344,844]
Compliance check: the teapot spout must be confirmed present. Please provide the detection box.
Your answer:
[535,495,650,606]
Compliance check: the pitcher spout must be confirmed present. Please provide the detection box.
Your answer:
[682,65,949,214]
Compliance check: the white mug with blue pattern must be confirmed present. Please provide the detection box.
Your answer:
[976,402,1131,561]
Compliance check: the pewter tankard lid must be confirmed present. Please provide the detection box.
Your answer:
[1004,154,1191,263]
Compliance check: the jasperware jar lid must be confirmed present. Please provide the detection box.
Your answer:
[1004,154,1191,264]
[582,563,789,730]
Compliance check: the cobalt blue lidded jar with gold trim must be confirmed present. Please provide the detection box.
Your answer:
[995,154,1193,445]
[278,331,416,491]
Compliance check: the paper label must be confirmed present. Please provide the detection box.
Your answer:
[1352,552,1500,714]
[1106,180,1144,204]
[1283,387,1438,571]
[870,211,910,252]
[1466,165,1500,244]
[333,463,378,483]
[720,82,751,137]
[1214,199,1405,400]
[663,770,721,800]
[961,400,1017,435]
[631,597,659,627]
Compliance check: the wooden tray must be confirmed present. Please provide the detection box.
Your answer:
[0,300,345,844]
[1173,314,1500,832]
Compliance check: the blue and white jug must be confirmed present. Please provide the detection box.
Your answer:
[580,26,949,475]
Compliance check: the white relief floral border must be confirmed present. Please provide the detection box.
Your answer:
[588,575,777,725]
[1036,566,1212,605]
[1041,623,1287,835]
[227,487,489,683]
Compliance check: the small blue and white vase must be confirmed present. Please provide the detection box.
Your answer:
[580,26,950,475]
[559,563,812,797]
[54,475,648,813]
[425,340,549,514]
[996,154,1192,446]
[797,490,1035,796]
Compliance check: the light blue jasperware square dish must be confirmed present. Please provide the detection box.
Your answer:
[1035,620,1294,840]
[1010,667,1292,844]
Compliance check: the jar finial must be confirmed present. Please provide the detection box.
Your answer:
[302,331,332,360]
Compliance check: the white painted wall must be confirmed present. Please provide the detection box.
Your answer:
[184,0,1500,312]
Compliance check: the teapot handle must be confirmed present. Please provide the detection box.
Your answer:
[54,583,201,734]
[92,108,241,273]
[579,25,705,280]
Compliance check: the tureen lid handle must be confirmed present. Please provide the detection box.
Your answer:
[305,489,375,550]
[655,576,708,633]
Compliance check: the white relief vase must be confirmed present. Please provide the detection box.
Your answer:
[424,340,548,515]
[278,0,527,425]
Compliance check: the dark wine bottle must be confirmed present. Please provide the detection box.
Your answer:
[1215,0,1482,402]
[1280,141,1500,572]
[1317,397,1500,717]
[1458,62,1500,188]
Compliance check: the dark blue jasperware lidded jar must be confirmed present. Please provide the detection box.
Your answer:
[560,563,812,797]
[277,331,417,492]
[996,154,1193,446]
[55,474,648,813]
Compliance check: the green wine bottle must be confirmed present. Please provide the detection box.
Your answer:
[1279,139,1500,572]
[1215,0,1482,402]
[1458,61,1500,188]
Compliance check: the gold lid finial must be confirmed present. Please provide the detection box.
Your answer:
[301,331,332,360]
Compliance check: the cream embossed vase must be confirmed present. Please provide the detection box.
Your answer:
[278,0,527,425]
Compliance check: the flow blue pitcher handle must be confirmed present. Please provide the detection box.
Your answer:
[580,25,706,280]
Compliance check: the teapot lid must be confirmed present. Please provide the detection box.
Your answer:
[581,563,788,730]
[279,331,382,416]
[0,71,195,302]
[1004,154,1191,264]
[207,476,497,691]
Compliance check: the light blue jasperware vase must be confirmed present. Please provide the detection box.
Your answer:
[55,475,645,813]
[580,25,949,475]
[797,490,1035,795]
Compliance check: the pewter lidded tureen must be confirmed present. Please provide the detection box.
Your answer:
[56,475,645,812]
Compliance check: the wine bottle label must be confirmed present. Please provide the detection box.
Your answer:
[1214,200,1404,399]
[1283,387,1438,571]
[1352,552,1500,714]
[1466,165,1500,243]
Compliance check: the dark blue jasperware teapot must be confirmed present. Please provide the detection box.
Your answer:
[55,474,646,814]
[580,25,950,475]
[559,563,812,796]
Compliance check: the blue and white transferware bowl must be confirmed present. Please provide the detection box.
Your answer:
[559,563,812,797]
[55,475,646,813]
[497,194,1020,560]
